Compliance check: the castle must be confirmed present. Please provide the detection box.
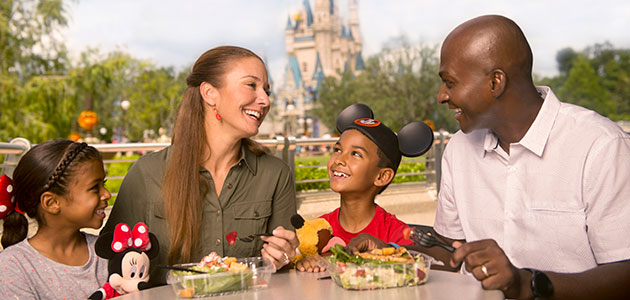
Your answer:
[266,0,365,138]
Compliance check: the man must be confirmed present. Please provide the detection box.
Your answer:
[350,15,630,299]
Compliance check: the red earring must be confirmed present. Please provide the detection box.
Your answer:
[213,107,222,121]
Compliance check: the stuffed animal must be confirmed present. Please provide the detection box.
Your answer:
[290,214,346,263]
[88,222,159,300]
[0,174,16,219]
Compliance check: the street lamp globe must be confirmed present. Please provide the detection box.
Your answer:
[121,99,131,111]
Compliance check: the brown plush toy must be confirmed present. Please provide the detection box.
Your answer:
[290,214,346,263]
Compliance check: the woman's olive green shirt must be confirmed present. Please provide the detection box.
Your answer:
[102,145,296,284]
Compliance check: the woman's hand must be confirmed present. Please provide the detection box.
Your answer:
[260,226,299,271]
[296,254,326,273]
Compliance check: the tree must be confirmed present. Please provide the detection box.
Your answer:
[558,55,614,116]
[313,38,458,134]
[0,0,71,142]
[538,43,630,121]
[0,0,69,78]
[556,47,578,76]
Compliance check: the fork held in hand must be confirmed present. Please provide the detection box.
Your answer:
[409,228,455,252]
[238,233,273,242]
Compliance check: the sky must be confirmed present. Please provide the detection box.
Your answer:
[63,0,630,84]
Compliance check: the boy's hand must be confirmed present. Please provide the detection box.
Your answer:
[296,254,326,272]
[345,233,388,253]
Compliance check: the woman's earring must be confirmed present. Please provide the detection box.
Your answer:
[213,107,222,121]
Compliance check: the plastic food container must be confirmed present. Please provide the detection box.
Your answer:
[326,252,431,290]
[241,256,274,288]
[167,257,273,298]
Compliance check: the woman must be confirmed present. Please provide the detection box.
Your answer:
[103,46,298,284]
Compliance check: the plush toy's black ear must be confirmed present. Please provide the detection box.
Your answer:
[398,121,434,157]
[146,233,160,259]
[290,214,305,229]
[94,231,116,259]
[335,103,374,133]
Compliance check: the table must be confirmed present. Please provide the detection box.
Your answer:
[116,269,504,300]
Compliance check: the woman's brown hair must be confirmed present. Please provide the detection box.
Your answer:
[1,140,100,248]
[163,46,268,264]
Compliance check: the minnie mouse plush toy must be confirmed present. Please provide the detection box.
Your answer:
[88,222,159,299]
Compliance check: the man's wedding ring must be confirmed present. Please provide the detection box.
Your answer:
[481,264,489,278]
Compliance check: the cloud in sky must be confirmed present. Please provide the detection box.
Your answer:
[64,0,630,83]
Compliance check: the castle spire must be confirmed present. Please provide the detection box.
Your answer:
[348,0,360,44]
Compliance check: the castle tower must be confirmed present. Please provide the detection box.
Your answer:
[272,0,364,138]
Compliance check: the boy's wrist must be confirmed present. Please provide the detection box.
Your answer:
[387,242,400,249]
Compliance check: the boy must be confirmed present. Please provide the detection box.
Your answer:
[297,104,433,272]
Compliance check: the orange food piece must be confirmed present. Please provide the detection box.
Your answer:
[402,227,412,240]
[224,257,237,265]
[179,288,195,298]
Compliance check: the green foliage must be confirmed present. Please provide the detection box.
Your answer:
[313,37,458,134]
[392,160,427,183]
[537,42,630,121]
[294,159,330,192]
[558,55,614,116]
[104,154,140,206]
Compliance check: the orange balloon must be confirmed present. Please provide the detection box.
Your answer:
[423,120,435,131]
[78,110,98,131]
[69,132,81,142]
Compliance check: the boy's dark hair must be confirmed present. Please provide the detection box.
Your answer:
[1,140,101,248]
[375,147,396,194]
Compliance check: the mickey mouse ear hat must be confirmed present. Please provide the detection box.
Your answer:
[336,103,434,170]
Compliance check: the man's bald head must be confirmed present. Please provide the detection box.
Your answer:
[442,15,533,83]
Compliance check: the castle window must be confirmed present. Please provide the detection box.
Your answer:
[303,62,308,73]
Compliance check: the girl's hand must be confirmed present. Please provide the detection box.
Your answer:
[296,254,326,273]
[260,226,299,271]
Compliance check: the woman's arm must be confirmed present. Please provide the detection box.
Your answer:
[260,160,299,270]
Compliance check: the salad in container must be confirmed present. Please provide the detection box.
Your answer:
[326,244,430,290]
[167,252,272,298]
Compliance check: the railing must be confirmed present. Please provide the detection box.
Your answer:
[0,133,452,194]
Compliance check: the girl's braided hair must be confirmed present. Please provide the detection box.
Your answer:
[1,140,101,248]
[42,142,89,192]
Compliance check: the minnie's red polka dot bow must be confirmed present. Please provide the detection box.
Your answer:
[0,174,18,220]
[111,222,152,252]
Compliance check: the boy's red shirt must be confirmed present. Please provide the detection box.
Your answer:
[320,205,413,246]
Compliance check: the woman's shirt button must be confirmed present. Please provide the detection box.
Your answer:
[216,239,222,246]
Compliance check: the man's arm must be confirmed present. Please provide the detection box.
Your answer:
[451,239,630,299]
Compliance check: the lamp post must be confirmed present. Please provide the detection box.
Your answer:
[120,99,130,142]
[285,103,296,136]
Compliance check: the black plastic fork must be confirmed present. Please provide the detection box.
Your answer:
[238,233,273,242]
[409,228,455,252]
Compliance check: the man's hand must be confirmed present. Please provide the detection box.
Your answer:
[345,233,388,253]
[450,239,530,299]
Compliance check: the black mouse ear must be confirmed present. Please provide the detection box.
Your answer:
[95,231,116,259]
[146,233,160,259]
[290,214,305,229]
[336,103,374,133]
[398,121,434,157]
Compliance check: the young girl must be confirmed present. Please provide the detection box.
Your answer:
[0,140,110,299]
